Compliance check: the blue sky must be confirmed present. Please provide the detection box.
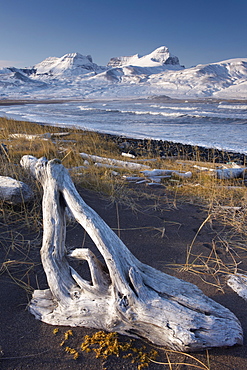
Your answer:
[0,0,246,68]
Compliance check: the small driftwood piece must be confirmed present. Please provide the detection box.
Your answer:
[192,164,216,172]
[227,274,247,301]
[9,132,70,141]
[9,133,52,141]
[121,152,136,159]
[141,169,192,179]
[94,162,120,169]
[20,155,243,352]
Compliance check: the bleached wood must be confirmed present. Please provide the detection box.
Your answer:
[121,152,136,158]
[80,152,150,170]
[193,164,216,172]
[21,155,243,352]
[218,206,242,211]
[227,274,247,301]
[176,162,216,172]
[9,132,71,140]
[216,168,246,179]
[142,169,192,178]
[94,162,120,169]
[9,133,51,140]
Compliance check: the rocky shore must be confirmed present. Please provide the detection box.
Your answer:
[101,133,247,165]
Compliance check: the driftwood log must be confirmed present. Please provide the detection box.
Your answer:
[79,152,150,170]
[216,167,247,179]
[141,169,192,179]
[20,155,243,352]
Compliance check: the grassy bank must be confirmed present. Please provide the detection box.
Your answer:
[0,115,246,201]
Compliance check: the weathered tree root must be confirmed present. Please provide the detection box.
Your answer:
[21,155,243,352]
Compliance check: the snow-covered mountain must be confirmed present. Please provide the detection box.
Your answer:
[0,47,246,100]
[100,46,183,83]
[107,46,181,68]
[148,58,247,98]
[33,52,105,77]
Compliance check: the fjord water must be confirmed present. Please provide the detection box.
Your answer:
[0,99,247,154]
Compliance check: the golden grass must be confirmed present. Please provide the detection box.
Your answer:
[0,116,138,199]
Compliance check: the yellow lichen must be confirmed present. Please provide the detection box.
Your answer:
[60,329,74,347]
[53,328,59,335]
[54,329,158,368]
[79,330,158,369]
[64,329,73,340]
[65,346,79,360]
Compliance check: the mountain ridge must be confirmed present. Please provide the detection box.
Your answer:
[107,46,181,68]
[0,46,246,100]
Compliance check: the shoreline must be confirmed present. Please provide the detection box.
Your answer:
[28,118,246,165]
[14,119,247,165]
[98,132,247,165]
[1,100,246,164]
[52,123,246,165]
[1,97,247,105]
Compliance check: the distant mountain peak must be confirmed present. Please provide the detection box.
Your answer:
[33,52,102,76]
[107,46,180,68]
[149,46,180,65]
[59,52,93,64]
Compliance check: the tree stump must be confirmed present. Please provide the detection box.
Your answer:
[20,155,243,352]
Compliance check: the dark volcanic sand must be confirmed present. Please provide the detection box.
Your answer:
[1,184,247,370]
